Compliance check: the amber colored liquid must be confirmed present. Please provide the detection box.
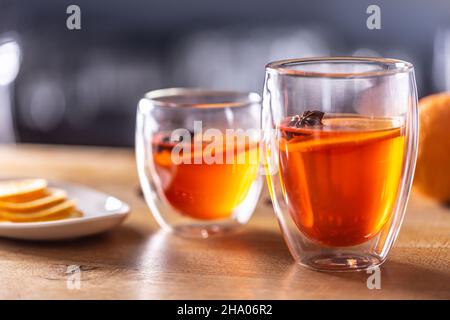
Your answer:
[278,115,405,247]
[152,134,259,220]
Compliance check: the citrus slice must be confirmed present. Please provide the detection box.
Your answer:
[68,210,84,219]
[0,179,48,202]
[0,188,67,212]
[281,126,403,153]
[0,200,76,222]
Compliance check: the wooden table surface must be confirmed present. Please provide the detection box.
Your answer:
[0,144,448,300]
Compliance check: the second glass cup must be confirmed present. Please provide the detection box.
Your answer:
[136,88,262,238]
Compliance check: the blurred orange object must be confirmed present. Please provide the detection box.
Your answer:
[414,93,450,202]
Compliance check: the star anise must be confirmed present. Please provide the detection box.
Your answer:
[289,110,325,127]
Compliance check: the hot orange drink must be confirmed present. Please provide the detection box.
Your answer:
[278,114,405,247]
[152,133,259,220]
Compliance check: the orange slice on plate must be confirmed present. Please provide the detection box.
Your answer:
[68,210,84,218]
[0,179,48,202]
[0,200,76,222]
[0,188,67,212]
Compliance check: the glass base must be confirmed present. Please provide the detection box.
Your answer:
[299,253,384,272]
[172,223,241,239]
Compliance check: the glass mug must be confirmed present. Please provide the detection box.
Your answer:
[136,88,263,238]
[262,57,418,271]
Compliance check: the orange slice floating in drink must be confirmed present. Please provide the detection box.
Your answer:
[280,116,404,153]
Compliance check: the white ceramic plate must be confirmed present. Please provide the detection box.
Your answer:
[0,180,130,240]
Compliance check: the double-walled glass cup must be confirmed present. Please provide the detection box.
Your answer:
[136,88,263,238]
[262,57,418,271]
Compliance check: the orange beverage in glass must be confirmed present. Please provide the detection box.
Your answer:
[136,88,262,238]
[263,57,418,271]
[152,133,259,220]
[278,115,405,247]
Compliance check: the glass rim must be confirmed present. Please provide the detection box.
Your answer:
[265,56,414,79]
[142,88,261,109]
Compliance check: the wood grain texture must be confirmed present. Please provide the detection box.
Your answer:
[0,144,448,299]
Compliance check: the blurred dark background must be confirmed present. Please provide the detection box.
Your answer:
[1,0,449,147]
